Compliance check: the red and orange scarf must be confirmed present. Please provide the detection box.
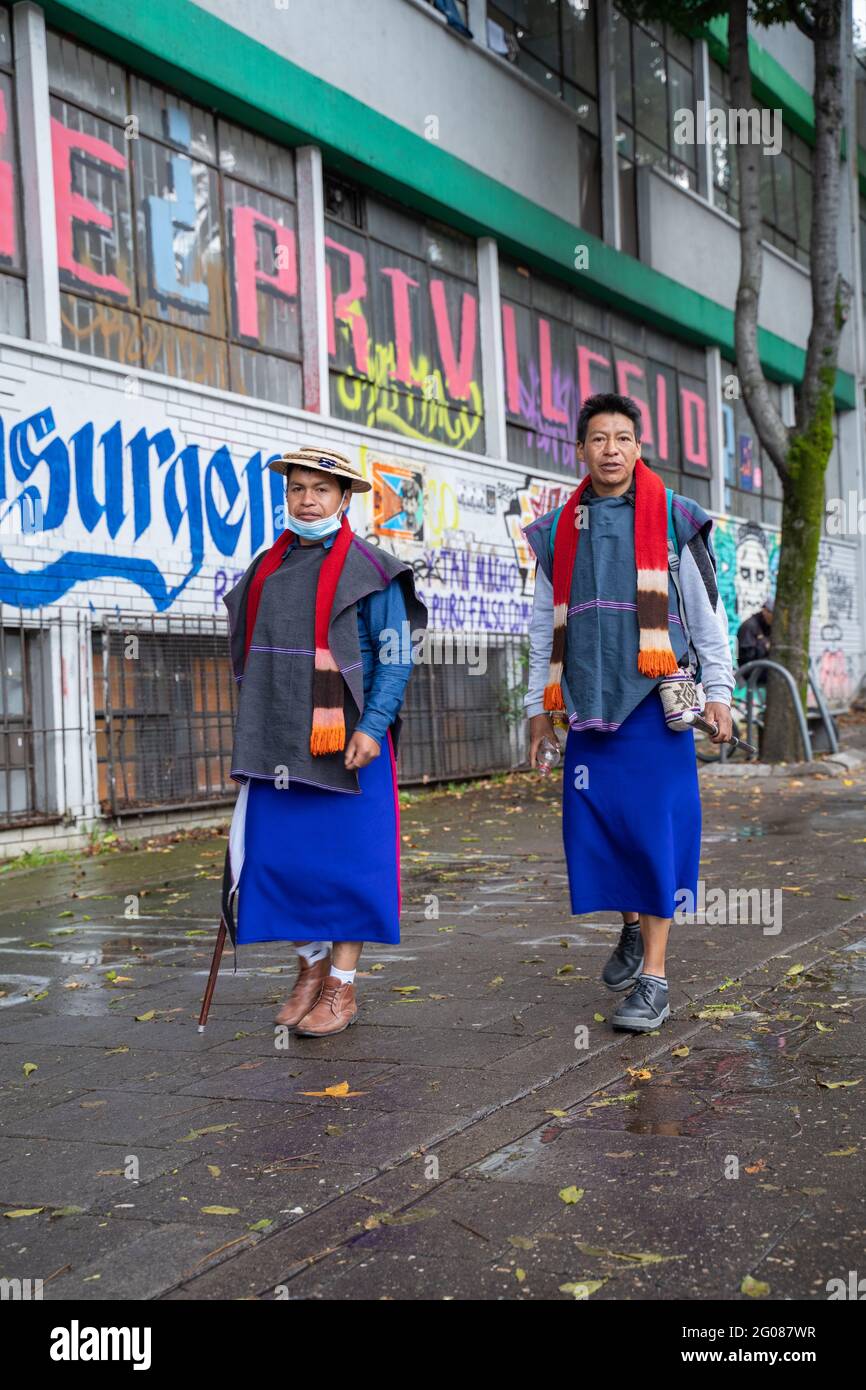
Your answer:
[544,457,678,712]
[243,515,353,754]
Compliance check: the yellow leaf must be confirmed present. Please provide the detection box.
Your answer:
[741,1274,770,1298]
[785,964,805,977]
[207,1165,221,1178]
[370,963,385,972]
[391,986,420,994]
[3,1208,44,1218]
[22,1063,38,1077]
[489,975,505,987]
[556,965,574,976]
[559,1279,607,1299]
[508,1235,535,1249]
[817,1078,862,1089]
[627,1066,652,1081]
[105,1046,129,1055]
[514,1268,526,1282]
[559,1186,584,1204]
[672,1046,690,1058]
[135,1010,156,1022]
[200,1206,240,1215]
[545,1109,567,1118]
[826,1146,858,1157]
[815,1021,832,1033]
[298,1081,367,1097]
[593,1012,605,1022]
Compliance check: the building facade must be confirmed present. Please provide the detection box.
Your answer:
[1,0,864,853]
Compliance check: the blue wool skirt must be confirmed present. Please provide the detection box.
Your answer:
[235,731,401,944]
[561,690,701,919]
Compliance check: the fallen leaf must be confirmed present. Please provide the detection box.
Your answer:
[135,1010,156,1022]
[671,1046,690,1058]
[3,1208,43,1218]
[200,1206,240,1216]
[817,1078,861,1090]
[22,1063,38,1077]
[545,1109,568,1118]
[559,1279,607,1299]
[559,1186,584,1205]
[741,1274,770,1298]
[514,1268,526,1282]
[575,1243,682,1266]
[391,986,420,995]
[299,1081,367,1097]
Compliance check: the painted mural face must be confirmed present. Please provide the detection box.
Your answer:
[734,534,770,618]
[577,412,640,494]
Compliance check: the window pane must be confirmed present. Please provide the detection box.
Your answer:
[224,179,300,355]
[613,9,634,124]
[773,150,796,244]
[51,98,135,305]
[0,8,12,70]
[134,136,225,337]
[515,0,561,68]
[633,25,668,152]
[217,120,295,199]
[561,0,597,96]
[48,30,126,121]
[667,58,695,168]
[130,76,216,163]
[0,72,24,273]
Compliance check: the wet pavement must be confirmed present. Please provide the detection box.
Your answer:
[1,736,865,1301]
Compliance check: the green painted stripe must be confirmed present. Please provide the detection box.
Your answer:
[36,0,856,411]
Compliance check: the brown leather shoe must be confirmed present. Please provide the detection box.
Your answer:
[294,976,358,1036]
[274,954,331,1028]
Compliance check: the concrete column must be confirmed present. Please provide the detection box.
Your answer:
[706,346,726,516]
[694,40,713,202]
[476,235,507,460]
[296,144,330,417]
[596,0,620,249]
[13,2,61,345]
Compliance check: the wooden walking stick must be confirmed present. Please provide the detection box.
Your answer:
[198,846,235,1032]
[198,918,227,1033]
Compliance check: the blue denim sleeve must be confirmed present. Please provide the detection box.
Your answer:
[355,578,413,746]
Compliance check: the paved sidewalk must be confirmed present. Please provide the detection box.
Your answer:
[1,742,864,1301]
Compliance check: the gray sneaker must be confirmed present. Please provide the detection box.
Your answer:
[601,922,644,991]
[611,975,670,1032]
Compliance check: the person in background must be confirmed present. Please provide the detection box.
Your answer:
[737,595,774,683]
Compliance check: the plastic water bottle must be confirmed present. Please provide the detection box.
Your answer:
[537,736,561,774]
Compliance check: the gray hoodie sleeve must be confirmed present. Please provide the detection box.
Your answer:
[524,566,574,717]
[677,537,735,705]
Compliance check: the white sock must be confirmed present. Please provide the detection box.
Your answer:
[331,965,356,985]
[642,972,668,987]
[296,942,331,965]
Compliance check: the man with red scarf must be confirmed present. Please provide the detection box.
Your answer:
[523,394,734,1032]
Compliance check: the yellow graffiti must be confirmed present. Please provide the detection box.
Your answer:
[423,476,460,546]
[333,329,483,450]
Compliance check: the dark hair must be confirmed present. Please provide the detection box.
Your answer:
[286,463,351,495]
[577,392,642,446]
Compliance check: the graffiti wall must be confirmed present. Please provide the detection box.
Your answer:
[357,445,572,633]
[713,516,861,703]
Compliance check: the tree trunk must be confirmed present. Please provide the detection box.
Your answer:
[760,371,835,761]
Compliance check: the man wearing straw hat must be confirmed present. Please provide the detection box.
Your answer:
[522,394,734,1033]
[218,445,427,1036]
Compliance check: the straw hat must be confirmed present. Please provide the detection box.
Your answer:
[268,445,371,493]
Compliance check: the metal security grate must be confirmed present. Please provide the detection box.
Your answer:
[92,615,238,815]
[397,633,528,783]
[0,605,91,827]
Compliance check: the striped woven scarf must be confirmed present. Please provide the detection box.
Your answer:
[544,457,677,712]
[243,515,353,755]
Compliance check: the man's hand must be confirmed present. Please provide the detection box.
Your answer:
[704,701,733,744]
[529,713,556,769]
[344,730,381,770]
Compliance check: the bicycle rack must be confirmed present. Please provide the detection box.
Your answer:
[732,659,818,763]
